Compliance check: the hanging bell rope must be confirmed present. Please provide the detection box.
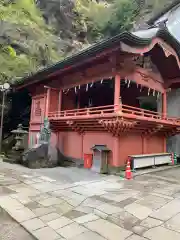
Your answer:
[101,79,103,84]
[127,80,131,88]
[148,88,150,96]
[86,84,89,92]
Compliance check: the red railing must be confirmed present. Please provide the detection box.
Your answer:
[48,105,115,118]
[48,104,180,125]
[121,104,180,124]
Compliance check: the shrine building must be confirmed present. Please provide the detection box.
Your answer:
[15,24,180,169]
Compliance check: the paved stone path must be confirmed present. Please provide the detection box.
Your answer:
[0,207,34,240]
[1,162,180,240]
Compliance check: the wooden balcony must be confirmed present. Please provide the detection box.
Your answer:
[48,105,180,136]
[48,104,180,125]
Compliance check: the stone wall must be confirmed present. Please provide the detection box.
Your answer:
[158,89,180,156]
[167,89,180,156]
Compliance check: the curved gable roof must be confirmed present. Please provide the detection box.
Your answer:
[15,27,180,89]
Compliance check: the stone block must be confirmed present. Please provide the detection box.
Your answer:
[93,209,108,219]
[39,176,56,182]
[33,226,60,240]
[63,210,86,220]
[69,231,106,240]
[140,217,163,229]
[150,199,180,221]
[126,235,147,240]
[32,207,56,217]
[22,218,46,231]
[0,196,24,211]
[143,226,180,240]
[84,218,132,240]
[40,213,61,222]
[96,203,123,215]
[11,193,32,204]
[74,213,99,224]
[8,207,36,223]
[132,225,148,236]
[164,213,180,232]
[47,216,73,230]
[135,194,169,210]
[39,197,63,207]
[124,203,152,220]
[32,182,62,193]
[56,222,87,239]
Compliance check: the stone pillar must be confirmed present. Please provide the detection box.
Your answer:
[45,88,50,118]
[114,75,121,111]
[162,91,167,118]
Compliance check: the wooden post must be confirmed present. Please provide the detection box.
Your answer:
[58,89,62,112]
[163,136,166,152]
[142,135,147,154]
[77,91,80,109]
[113,137,119,166]
[162,91,167,119]
[45,88,50,118]
[114,75,121,111]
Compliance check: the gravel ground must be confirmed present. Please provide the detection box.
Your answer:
[0,207,34,240]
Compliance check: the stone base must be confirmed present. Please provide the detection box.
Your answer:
[21,143,68,169]
[3,150,23,164]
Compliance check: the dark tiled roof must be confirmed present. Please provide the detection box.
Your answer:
[91,145,110,152]
[15,27,180,89]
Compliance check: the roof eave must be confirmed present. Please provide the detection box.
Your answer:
[14,28,180,90]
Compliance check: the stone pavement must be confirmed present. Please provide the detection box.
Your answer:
[0,206,34,240]
[1,162,180,239]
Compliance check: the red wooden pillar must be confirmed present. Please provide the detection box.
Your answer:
[45,88,50,118]
[113,137,119,166]
[77,91,81,109]
[114,75,121,111]
[162,91,167,118]
[142,135,147,154]
[163,136,166,152]
[58,89,62,112]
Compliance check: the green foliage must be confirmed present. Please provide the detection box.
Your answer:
[74,0,140,41]
[74,0,173,42]
[0,0,62,83]
[0,0,175,84]
[101,0,139,36]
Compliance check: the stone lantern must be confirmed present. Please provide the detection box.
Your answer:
[11,124,28,151]
[3,124,28,164]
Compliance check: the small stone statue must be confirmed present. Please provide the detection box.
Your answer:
[39,118,51,144]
